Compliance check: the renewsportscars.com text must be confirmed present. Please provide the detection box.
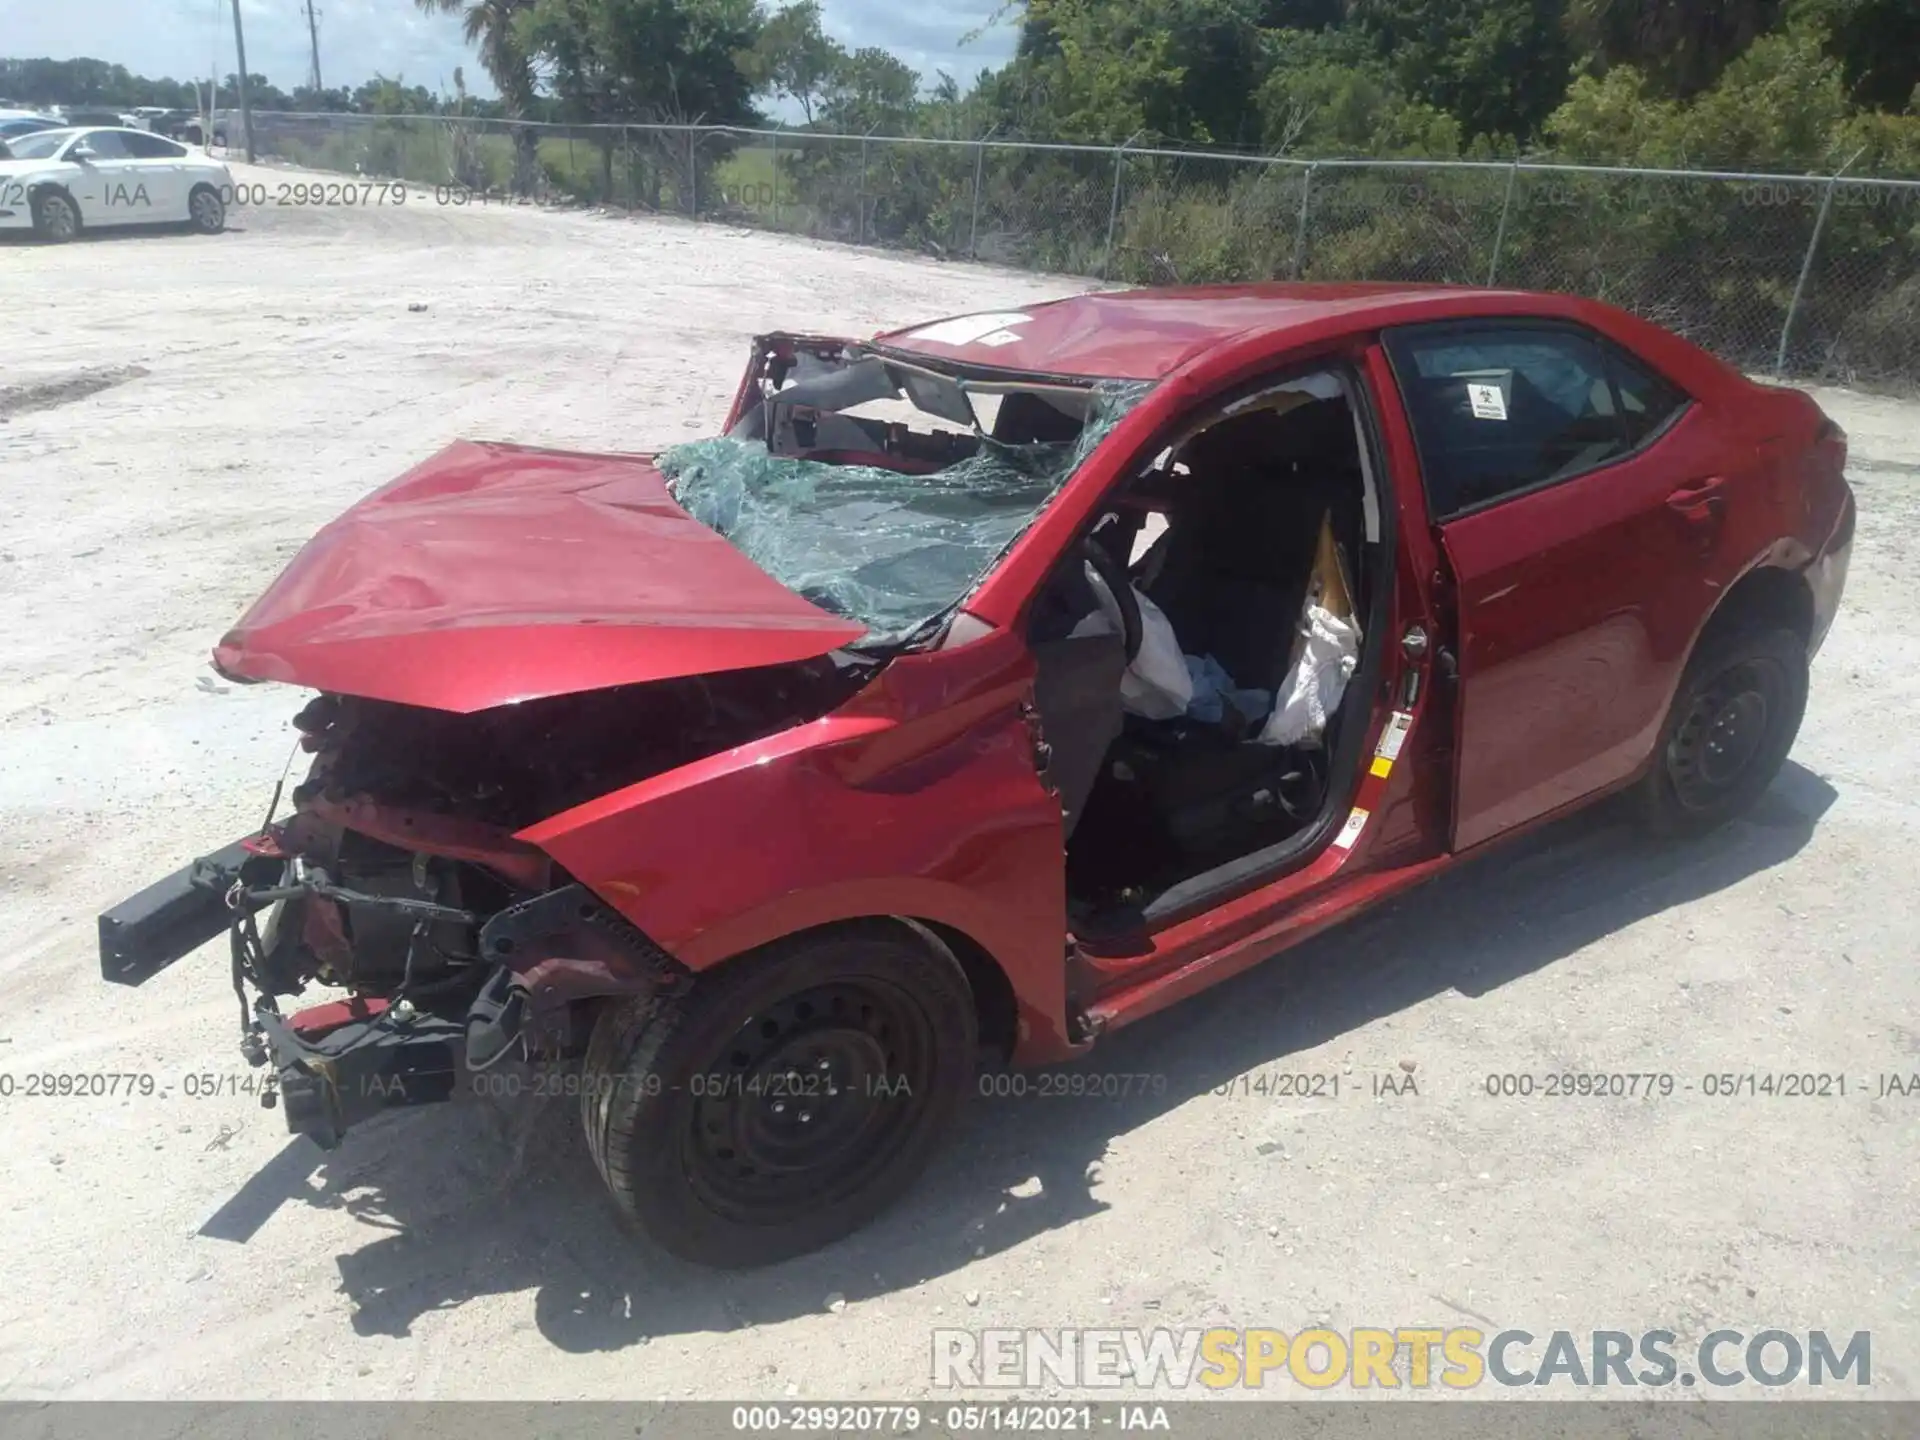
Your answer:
[931,1327,1871,1390]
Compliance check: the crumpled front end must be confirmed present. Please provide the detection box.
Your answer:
[97,655,873,1148]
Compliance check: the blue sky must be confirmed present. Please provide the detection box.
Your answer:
[0,0,1020,107]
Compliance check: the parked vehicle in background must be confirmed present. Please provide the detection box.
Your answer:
[55,107,135,128]
[0,127,233,241]
[0,114,63,154]
[153,110,206,144]
[98,283,1853,1267]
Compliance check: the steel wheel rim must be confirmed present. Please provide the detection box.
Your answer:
[1667,658,1781,810]
[191,192,222,228]
[43,197,75,239]
[681,979,937,1224]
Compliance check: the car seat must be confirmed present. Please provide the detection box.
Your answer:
[1112,400,1362,856]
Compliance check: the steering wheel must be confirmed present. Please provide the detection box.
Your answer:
[1080,535,1143,664]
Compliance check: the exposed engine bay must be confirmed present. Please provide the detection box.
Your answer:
[98,655,875,1149]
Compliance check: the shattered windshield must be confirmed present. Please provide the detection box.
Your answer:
[659,351,1151,644]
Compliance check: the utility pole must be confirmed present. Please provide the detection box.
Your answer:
[229,0,257,162]
[303,0,323,95]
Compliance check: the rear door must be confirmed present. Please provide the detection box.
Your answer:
[121,130,192,218]
[1382,319,1727,851]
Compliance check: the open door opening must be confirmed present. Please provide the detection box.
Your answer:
[1026,368,1390,933]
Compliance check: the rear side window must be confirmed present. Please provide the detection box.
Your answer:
[1384,324,1690,519]
[75,129,133,159]
[1606,346,1689,447]
[123,132,188,159]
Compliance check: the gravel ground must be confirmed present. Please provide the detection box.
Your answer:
[0,165,1915,1403]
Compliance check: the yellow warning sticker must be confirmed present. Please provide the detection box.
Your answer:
[1368,710,1415,779]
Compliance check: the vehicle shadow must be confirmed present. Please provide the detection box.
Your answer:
[0,223,241,247]
[202,761,1836,1349]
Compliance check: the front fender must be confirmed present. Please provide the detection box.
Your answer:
[517,631,1075,1061]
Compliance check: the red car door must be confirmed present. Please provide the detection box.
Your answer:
[1382,320,1735,851]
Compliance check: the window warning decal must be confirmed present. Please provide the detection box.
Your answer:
[1369,710,1414,779]
[1466,382,1508,421]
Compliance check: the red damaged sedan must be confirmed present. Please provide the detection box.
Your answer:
[100,283,1853,1265]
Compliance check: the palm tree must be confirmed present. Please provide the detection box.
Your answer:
[415,0,541,189]
[1565,0,1784,98]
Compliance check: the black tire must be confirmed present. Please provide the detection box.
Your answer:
[31,189,79,244]
[1637,623,1808,838]
[188,184,225,234]
[581,920,978,1267]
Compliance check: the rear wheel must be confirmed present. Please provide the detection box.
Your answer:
[31,190,79,243]
[581,921,977,1266]
[188,184,225,234]
[1638,624,1808,837]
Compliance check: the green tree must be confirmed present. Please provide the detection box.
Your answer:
[748,1,843,123]
[820,47,921,131]
[1255,26,1461,154]
[522,0,762,122]
[1794,0,1920,111]
[218,73,294,110]
[1564,0,1784,98]
[993,0,1270,146]
[1349,0,1576,141]
[414,0,541,184]
[349,76,437,114]
[292,85,357,112]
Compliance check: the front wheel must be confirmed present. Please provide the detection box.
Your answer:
[581,921,978,1266]
[1637,624,1808,837]
[31,190,79,243]
[188,184,225,234]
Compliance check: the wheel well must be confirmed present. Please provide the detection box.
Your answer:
[1702,564,1813,649]
[692,914,1022,1061]
[914,919,1020,1060]
[559,914,1023,1064]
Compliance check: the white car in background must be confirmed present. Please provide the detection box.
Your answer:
[0,126,232,242]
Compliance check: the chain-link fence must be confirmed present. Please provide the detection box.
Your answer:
[244,112,1920,388]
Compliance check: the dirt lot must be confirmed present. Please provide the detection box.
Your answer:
[0,165,1916,1402]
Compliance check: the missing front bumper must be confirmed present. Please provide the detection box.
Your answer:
[97,839,283,986]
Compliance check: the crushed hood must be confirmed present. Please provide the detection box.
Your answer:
[214,441,868,712]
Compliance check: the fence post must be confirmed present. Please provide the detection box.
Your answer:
[858,131,870,245]
[1290,163,1316,280]
[968,138,986,259]
[1101,136,1136,281]
[1487,161,1519,287]
[687,128,698,219]
[771,129,781,228]
[1776,173,1848,376]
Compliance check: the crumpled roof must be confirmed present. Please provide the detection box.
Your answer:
[658,380,1152,643]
